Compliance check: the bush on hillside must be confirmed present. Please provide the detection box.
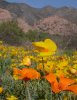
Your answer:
[0,21,51,46]
[25,30,51,42]
[0,21,26,45]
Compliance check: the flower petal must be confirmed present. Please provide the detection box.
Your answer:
[59,76,75,90]
[45,73,60,93]
[66,85,77,94]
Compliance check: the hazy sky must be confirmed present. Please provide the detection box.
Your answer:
[6,0,77,8]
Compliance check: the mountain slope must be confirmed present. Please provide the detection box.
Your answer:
[0,8,32,32]
[34,16,77,36]
[55,7,77,25]
[0,0,42,25]
[0,8,12,22]
[34,16,77,48]
[0,0,77,25]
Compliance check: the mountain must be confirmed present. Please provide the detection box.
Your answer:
[0,0,42,25]
[0,0,77,48]
[0,8,12,22]
[34,16,77,36]
[17,18,32,32]
[34,15,77,48]
[0,0,77,25]
[55,7,77,25]
[0,8,32,32]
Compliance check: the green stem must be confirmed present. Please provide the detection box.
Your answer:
[42,57,44,70]
[41,57,46,76]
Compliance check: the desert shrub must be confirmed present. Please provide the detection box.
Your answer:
[0,21,26,45]
[0,22,51,45]
[25,30,51,42]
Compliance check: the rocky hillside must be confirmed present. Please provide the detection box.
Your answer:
[0,7,32,32]
[0,0,77,48]
[17,18,32,32]
[34,16,77,36]
[33,16,77,48]
[0,1,77,35]
[0,0,77,25]
[0,0,41,25]
[0,8,12,22]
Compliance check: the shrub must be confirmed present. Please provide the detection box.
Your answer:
[0,21,26,45]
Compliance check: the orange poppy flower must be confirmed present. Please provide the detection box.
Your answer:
[45,73,60,93]
[66,85,77,94]
[13,68,40,81]
[59,75,75,90]
[45,73,77,94]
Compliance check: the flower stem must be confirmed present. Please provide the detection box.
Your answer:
[41,57,46,76]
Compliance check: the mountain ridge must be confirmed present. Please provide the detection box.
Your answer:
[0,0,77,25]
[0,0,77,48]
[0,0,77,35]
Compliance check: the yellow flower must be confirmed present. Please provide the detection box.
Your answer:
[44,65,53,73]
[20,56,31,66]
[13,75,19,80]
[37,61,55,73]
[73,64,77,69]
[0,87,3,93]
[57,57,68,68]
[6,95,18,100]
[73,60,77,64]
[44,61,55,73]
[0,41,3,44]
[32,39,57,56]
[0,53,2,57]
[69,68,77,74]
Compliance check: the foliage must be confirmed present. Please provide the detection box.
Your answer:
[0,21,26,45]
[25,79,52,100]
[25,30,51,42]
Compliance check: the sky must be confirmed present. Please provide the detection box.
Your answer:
[6,0,77,8]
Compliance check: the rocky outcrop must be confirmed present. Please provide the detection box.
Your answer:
[34,16,77,36]
[0,8,32,32]
[0,8,12,22]
[17,18,32,32]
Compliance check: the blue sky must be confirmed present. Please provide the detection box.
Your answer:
[6,0,77,8]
